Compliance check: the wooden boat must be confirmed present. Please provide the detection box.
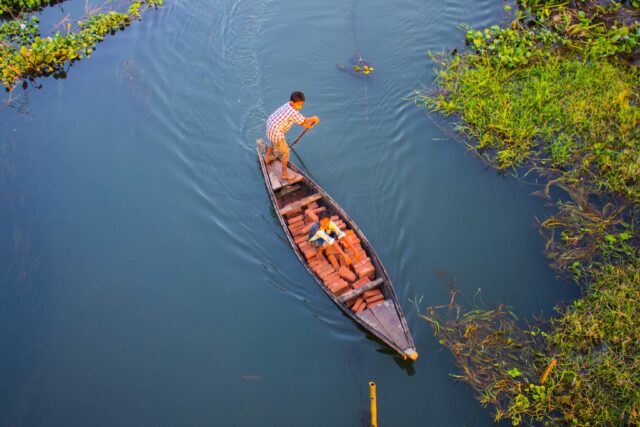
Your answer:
[257,139,418,360]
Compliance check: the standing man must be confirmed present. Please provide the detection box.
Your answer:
[266,91,320,180]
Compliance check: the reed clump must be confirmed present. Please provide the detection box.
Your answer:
[415,0,640,425]
[425,259,640,425]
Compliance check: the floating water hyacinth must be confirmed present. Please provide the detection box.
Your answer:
[336,55,375,78]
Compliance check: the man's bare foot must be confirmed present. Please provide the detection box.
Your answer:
[265,146,277,163]
[281,172,295,180]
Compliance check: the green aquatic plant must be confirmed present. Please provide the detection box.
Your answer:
[337,55,375,78]
[0,0,163,90]
[0,0,56,14]
[418,54,640,200]
[424,262,640,426]
[417,0,640,425]
[464,24,562,67]
[0,15,39,44]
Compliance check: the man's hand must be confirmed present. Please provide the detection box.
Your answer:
[303,116,320,129]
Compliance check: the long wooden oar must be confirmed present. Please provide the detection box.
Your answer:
[289,127,311,149]
[288,125,316,177]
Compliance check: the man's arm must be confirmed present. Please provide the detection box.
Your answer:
[302,116,320,129]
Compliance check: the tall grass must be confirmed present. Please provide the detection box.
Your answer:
[415,0,640,425]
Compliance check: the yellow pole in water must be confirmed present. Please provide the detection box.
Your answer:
[369,381,377,427]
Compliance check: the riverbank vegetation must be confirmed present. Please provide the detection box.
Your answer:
[1,0,162,92]
[415,0,639,425]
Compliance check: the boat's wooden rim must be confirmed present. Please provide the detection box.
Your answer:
[256,138,417,359]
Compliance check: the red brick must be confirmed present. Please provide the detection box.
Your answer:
[365,294,384,305]
[323,272,340,284]
[314,258,329,268]
[351,300,363,312]
[352,277,370,289]
[353,261,372,273]
[349,252,367,264]
[284,206,302,218]
[287,215,304,225]
[339,255,348,268]
[353,257,371,268]
[298,241,311,250]
[293,227,308,237]
[308,202,319,210]
[317,263,333,274]
[328,254,340,270]
[319,266,336,279]
[314,260,328,269]
[316,253,329,267]
[354,262,374,273]
[288,223,305,234]
[305,209,319,222]
[338,266,356,282]
[313,261,325,270]
[345,242,362,253]
[312,265,326,275]
[355,301,368,313]
[345,230,359,241]
[355,265,375,279]
[302,249,315,261]
[328,279,349,295]
[363,289,383,299]
[343,245,366,259]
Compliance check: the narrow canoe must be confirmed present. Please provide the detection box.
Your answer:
[257,138,418,360]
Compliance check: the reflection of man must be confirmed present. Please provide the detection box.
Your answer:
[265,91,320,180]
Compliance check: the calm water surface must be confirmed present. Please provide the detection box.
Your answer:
[0,0,578,425]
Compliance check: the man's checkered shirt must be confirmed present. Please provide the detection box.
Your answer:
[266,102,306,142]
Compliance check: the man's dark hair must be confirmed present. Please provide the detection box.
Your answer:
[290,91,305,103]
[318,211,330,220]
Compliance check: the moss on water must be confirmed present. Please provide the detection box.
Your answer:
[415,0,640,425]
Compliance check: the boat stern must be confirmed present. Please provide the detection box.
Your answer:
[403,348,419,361]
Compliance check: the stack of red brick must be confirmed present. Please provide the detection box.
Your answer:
[346,287,385,313]
[283,200,385,313]
[340,230,375,280]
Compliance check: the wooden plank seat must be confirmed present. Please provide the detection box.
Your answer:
[258,138,304,191]
[279,193,323,216]
[266,159,303,191]
[337,278,384,303]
